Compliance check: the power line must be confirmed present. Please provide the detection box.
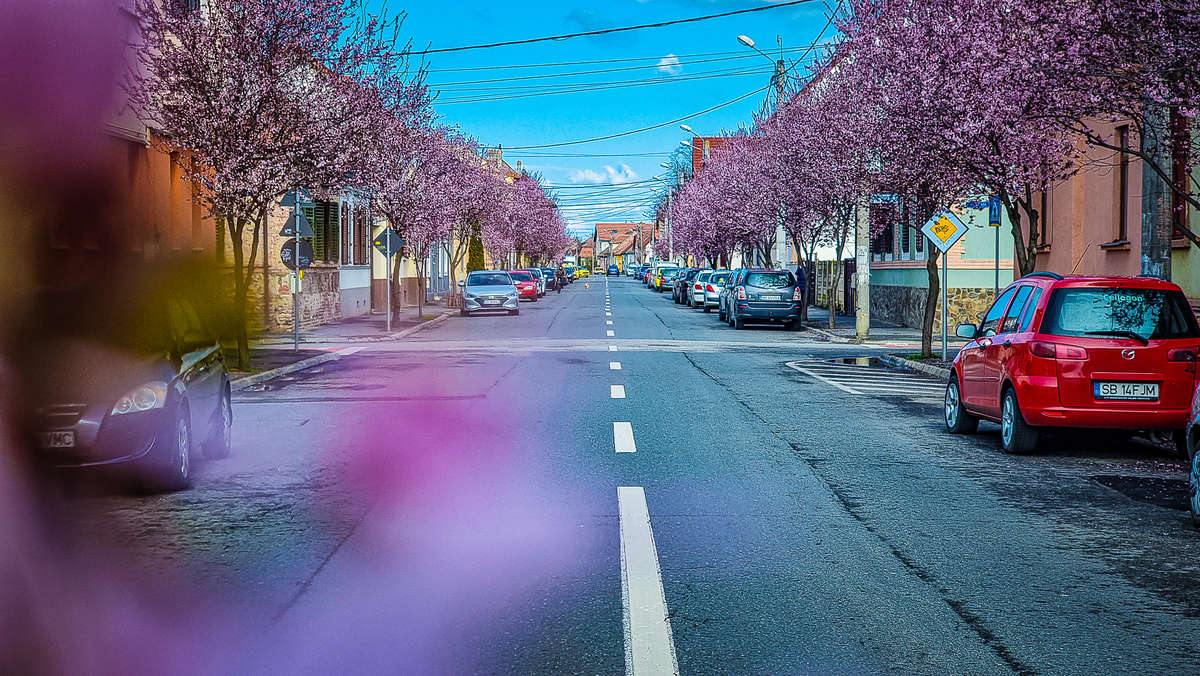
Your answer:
[403,0,817,56]
[425,45,828,86]
[437,63,761,94]
[437,69,764,105]
[499,85,770,150]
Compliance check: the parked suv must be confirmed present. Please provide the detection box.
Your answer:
[946,272,1200,455]
[672,269,701,304]
[652,266,681,293]
[720,268,803,330]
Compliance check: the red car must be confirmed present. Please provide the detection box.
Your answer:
[507,270,539,301]
[945,272,1200,454]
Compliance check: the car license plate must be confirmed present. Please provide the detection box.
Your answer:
[1094,381,1159,401]
[761,294,782,301]
[39,430,75,448]
[484,299,500,306]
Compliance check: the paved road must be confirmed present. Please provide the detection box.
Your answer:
[61,275,1200,674]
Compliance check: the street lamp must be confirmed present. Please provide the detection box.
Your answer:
[737,34,786,106]
[679,124,694,135]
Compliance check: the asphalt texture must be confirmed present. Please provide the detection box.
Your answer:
[58,275,1200,674]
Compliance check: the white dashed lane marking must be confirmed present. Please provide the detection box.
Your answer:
[618,487,678,676]
[610,362,622,370]
[613,422,637,453]
[611,384,626,399]
[786,360,945,403]
[607,330,615,337]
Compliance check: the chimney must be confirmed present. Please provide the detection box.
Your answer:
[516,160,523,173]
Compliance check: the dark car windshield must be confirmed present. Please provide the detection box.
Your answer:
[1041,287,1200,340]
[746,272,795,288]
[509,272,533,282]
[527,269,543,278]
[467,272,511,286]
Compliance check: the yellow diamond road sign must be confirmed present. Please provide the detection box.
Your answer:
[921,211,969,253]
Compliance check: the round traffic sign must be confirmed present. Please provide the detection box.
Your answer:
[280,238,314,271]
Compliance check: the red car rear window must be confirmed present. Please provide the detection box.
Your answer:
[510,272,533,282]
[1040,287,1200,340]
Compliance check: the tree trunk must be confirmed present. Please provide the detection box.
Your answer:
[390,253,402,314]
[415,258,426,318]
[227,216,251,370]
[922,248,941,358]
[828,258,840,329]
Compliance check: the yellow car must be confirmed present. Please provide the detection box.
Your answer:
[575,268,590,278]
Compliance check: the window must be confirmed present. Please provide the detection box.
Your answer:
[509,271,533,282]
[1018,288,1043,332]
[1115,125,1130,242]
[979,286,1018,336]
[1000,286,1034,333]
[1041,288,1200,340]
[466,272,511,286]
[354,207,369,265]
[1172,111,1191,242]
[341,203,352,265]
[745,271,795,288]
[1038,190,1052,247]
[302,201,340,263]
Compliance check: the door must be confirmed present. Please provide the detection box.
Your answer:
[979,285,1034,413]
[962,286,1017,409]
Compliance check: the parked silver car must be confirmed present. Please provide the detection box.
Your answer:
[698,270,731,312]
[459,270,520,316]
[688,269,715,308]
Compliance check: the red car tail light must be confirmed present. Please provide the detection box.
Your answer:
[1168,347,1198,362]
[1031,341,1088,360]
[694,283,702,290]
[736,287,747,300]
[706,284,715,292]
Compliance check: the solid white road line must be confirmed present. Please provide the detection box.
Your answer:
[618,487,678,676]
[611,384,626,399]
[610,362,622,370]
[607,330,615,337]
[613,422,637,453]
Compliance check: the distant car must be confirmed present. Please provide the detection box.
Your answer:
[700,270,730,312]
[627,265,640,278]
[526,268,547,296]
[721,268,803,331]
[607,264,620,276]
[31,289,232,492]
[459,270,519,317]
[653,266,681,293]
[947,272,1200,455]
[540,267,561,291]
[688,269,716,308]
[593,267,605,275]
[576,268,590,278]
[563,266,577,281]
[673,268,701,304]
[507,270,539,301]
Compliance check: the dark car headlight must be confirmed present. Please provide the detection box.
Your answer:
[111,382,168,416]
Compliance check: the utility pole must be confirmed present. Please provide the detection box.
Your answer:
[855,197,870,342]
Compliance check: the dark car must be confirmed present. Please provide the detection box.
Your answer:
[721,268,803,330]
[607,264,620,276]
[652,266,681,292]
[672,269,700,304]
[30,289,232,491]
[541,267,560,291]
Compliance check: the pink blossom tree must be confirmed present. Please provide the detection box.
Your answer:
[127,0,421,366]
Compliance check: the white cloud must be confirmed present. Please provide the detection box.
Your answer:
[656,54,682,76]
[569,163,640,185]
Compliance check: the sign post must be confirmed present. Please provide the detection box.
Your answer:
[279,189,313,352]
[988,196,1002,294]
[373,228,404,333]
[921,210,970,361]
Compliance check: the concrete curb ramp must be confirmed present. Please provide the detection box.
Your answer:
[878,354,952,381]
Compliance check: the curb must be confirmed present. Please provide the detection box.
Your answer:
[877,354,951,381]
[231,350,348,391]
[233,313,453,389]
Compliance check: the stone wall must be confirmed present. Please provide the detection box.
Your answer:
[871,284,997,333]
[268,265,341,332]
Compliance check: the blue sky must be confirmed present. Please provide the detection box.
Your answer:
[390,1,837,236]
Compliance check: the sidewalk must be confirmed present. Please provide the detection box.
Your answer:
[256,306,458,346]
[226,306,458,384]
[801,305,969,351]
